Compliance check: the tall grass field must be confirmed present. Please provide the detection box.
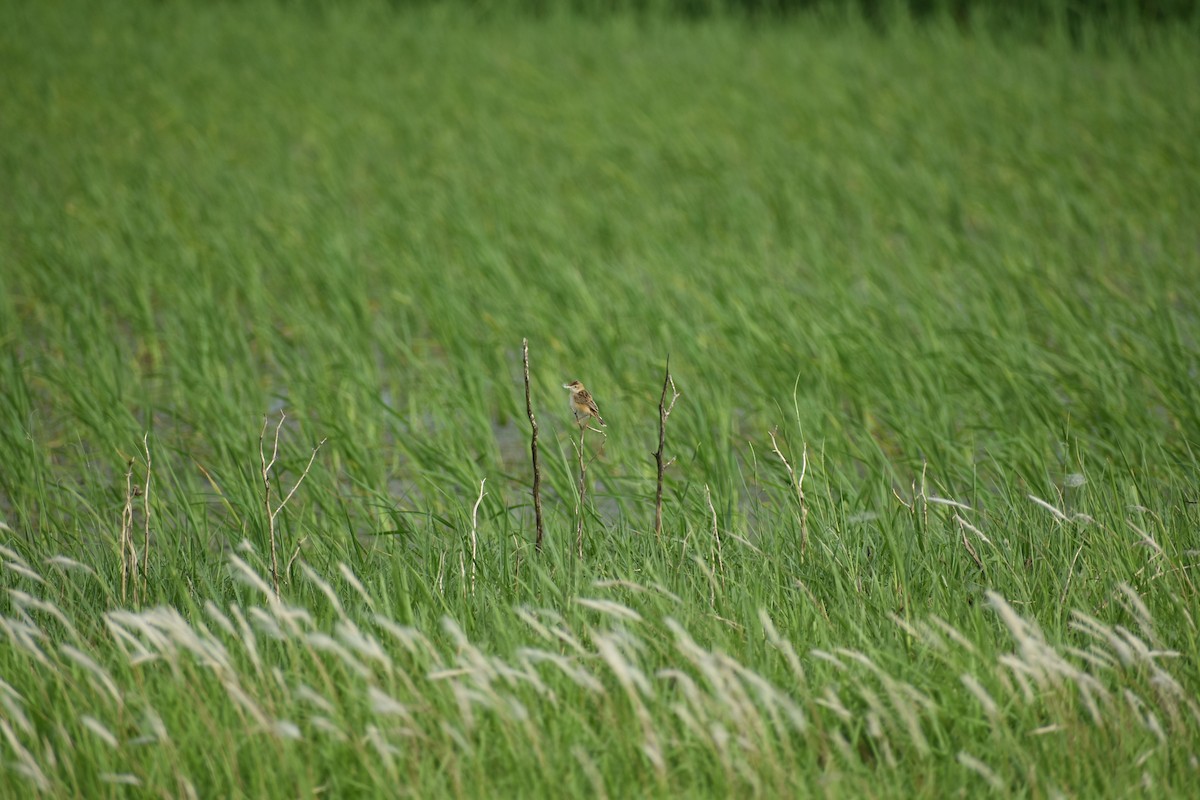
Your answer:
[2,0,1199,796]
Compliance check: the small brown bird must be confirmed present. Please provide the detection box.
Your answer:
[563,380,605,427]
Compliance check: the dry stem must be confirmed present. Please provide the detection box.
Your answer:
[522,339,545,552]
[470,479,486,596]
[141,434,152,588]
[704,485,726,601]
[653,356,680,540]
[119,458,137,604]
[575,424,588,558]
[768,428,809,558]
[259,412,326,598]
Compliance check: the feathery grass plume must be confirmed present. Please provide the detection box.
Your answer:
[103,616,156,667]
[44,555,97,576]
[367,685,412,720]
[957,751,1005,791]
[372,616,441,664]
[229,605,262,676]
[365,724,401,782]
[272,720,302,741]
[928,616,980,655]
[59,645,123,707]
[815,685,854,723]
[593,631,664,775]
[304,632,371,678]
[0,718,51,793]
[228,554,276,604]
[222,679,270,730]
[515,608,589,656]
[248,607,285,641]
[203,602,238,639]
[518,648,604,694]
[335,620,393,671]
[593,579,682,604]
[573,745,609,800]
[308,716,348,742]
[960,673,999,719]
[337,562,376,612]
[137,708,170,746]
[80,716,119,749]
[8,590,82,645]
[3,560,46,586]
[1026,494,1070,522]
[300,562,347,620]
[294,683,336,715]
[270,604,316,637]
[0,681,33,736]
[1116,583,1159,646]
[758,608,807,686]
[575,598,644,623]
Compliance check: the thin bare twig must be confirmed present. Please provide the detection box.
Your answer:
[260,415,282,597]
[919,460,929,530]
[277,438,326,513]
[768,428,809,558]
[470,479,486,596]
[260,412,326,598]
[704,484,726,593]
[120,458,137,604]
[141,434,152,591]
[522,339,545,552]
[576,424,588,559]
[653,356,680,540]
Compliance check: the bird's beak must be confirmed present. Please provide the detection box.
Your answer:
[562,383,572,389]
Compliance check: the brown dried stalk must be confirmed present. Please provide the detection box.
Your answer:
[120,458,137,604]
[704,484,726,592]
[470,479,486,596]
[575,424,588,559]
[522,339,545,552]
[141,433,152,588]
[259,412,326,597]
[653,356,679,540]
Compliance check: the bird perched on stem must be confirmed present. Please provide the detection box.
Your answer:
[563,380,605,428]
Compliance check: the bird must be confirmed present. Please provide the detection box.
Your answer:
[563,380,605,428]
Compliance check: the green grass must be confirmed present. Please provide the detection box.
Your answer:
[2,1,1199,796]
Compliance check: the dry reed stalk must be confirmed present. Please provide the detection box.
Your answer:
[575,424,588,558]
[522,339,545,552]
[470,479,486,596]
[119,458,137,604]
[653,356,679,540]
[259,412,326,597]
